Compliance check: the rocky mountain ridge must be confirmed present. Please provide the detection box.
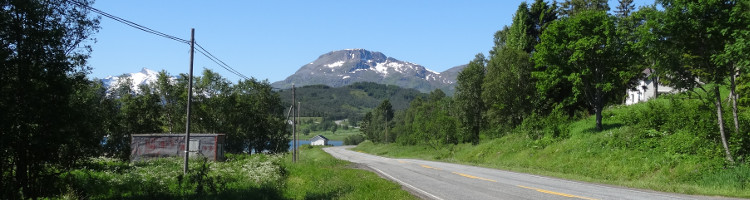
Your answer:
[271,49,465,94]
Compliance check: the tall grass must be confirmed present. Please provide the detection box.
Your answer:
[52,146,416,199]
[59,154,285,199]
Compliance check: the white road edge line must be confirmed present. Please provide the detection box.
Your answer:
[370,165,445,200]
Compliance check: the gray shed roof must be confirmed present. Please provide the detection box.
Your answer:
[310,135,329,141]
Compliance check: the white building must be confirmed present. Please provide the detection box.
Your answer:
[310,135,329,146]
[625,69,677,105]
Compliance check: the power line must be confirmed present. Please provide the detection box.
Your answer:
[195,43,251,80]
[69,0,189,44]
[69,0,252,80]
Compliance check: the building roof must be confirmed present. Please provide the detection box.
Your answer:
[310,135,329,141]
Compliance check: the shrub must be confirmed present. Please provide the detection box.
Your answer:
[516,109,570,140]
[58,154,284,199]
[344,135,366,145]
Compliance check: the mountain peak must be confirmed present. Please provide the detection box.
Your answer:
[102,67,169,94]
[272,49,461,94]
[314,49,387,64]
[140,67,157,75]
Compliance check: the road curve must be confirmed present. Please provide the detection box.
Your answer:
[324,146,736,200]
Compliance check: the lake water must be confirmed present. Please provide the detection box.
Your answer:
[288,140,343,150]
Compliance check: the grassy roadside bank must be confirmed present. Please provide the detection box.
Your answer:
[355,140,750,198]
[51,146,415,199]
[353,99,750,198]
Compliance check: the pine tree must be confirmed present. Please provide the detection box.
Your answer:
[615,0,635,18]
[530,0,559,47]
[558,0,609,16]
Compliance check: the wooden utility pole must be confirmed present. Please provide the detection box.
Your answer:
[292,84,297,162]
[297,101,301,160]
[184,28,195,174]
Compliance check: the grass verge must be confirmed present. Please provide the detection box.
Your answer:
[52,146,415,199]
[59,154,285,199]
[354,97,750,199]
[355,140,750,198]
[282,145,417,199]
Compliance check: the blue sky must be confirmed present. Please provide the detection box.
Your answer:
[87,0,654,83]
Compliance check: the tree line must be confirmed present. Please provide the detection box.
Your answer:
[277,82,427,121]
[0,1,289,198]
[105,69,289,160]
[363,0,750,164]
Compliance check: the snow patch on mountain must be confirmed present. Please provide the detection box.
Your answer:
[425,68,440,75]
[374,61,390,75]
[326,61,345,68]
[101,67,168,94]
[272,49,462,94]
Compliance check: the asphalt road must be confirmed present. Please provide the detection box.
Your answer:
[324,146,737,200]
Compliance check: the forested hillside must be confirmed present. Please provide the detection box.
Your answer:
[278,82,427,121]
[365,0,750,162]
[357,0,750,197]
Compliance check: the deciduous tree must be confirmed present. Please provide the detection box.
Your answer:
[0,0,100,198]
[456,54,485,144]
[483,48,534,130]
[656,0,741,163]
[533,10,636,131]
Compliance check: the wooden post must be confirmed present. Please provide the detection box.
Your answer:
[184,28,195,174]
[292,84,297,162]
[297,101,301,160]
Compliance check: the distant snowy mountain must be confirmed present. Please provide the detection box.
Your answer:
[271,49,465,94]
[101,68,164,93]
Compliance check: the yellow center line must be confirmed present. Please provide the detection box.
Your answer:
[452,172,497,182]
[420,164,442,170]
[398,160,409,164]
[517,185,598,200]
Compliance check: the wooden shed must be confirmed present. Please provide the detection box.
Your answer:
[130,134,225,161]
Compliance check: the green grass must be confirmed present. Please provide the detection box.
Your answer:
[296,128,361,141]
[356,139,750,198]
[282,146,417,200]
[354,97,750,198]
[58,154,286,199]
[52,147,415,199]
[297,117,323,123]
